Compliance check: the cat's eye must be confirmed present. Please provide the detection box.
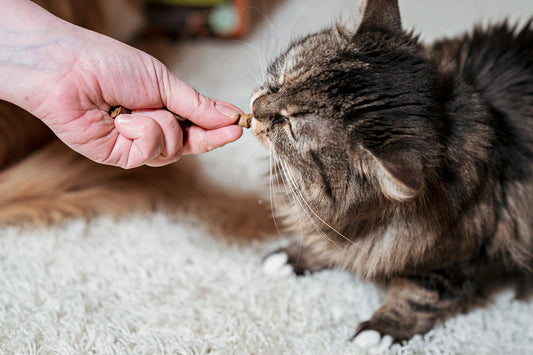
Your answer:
[269,86,280,94]
[272,114,290,125]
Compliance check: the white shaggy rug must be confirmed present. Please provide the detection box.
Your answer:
[2,0,533,353]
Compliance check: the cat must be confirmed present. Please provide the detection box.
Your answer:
[252,0,533,348]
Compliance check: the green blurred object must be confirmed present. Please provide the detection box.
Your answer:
[208,3,239,36]
[148,0,226,6]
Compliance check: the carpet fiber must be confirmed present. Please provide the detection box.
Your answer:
[1,0,533,353]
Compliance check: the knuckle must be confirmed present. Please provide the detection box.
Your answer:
[199,131,211,153]
[189,90,213,119]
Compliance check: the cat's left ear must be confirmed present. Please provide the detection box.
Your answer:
[357,0,402,34]
[359,148,424,201]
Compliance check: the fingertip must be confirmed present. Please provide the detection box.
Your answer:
[213,124,244,147]
[183,125,243,155]
[114,113,140,137]
[218,124,244,142]
[169,91,244,129]
[114,113,133,126]
[215,103,242,123]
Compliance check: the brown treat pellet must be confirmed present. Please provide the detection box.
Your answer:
[109,106,131,118]
[237,113,253,129]
[109,106,252,128]
[109,106,186,121]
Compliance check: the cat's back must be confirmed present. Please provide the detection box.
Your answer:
[431,21,533,125]
[430,21,533,169]
[430,22,533,270]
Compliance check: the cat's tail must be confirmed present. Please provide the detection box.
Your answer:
[0,140,190,226]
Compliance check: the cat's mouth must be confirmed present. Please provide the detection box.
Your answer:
[250,116,272,149]
[250,117,271,149]
[249,90,284,149]
[249,91,263,140]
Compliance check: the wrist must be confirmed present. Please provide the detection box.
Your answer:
[0,0,86,115]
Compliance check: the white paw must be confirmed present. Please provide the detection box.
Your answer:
[353,330,393,353]
[262,252,294,276]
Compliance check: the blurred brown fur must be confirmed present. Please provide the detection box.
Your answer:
[32,0,145,42]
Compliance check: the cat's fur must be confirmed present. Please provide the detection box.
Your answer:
[252,0,533,343]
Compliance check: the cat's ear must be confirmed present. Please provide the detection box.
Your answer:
[357,0,402,34]
[359,148,424,201]
[335,19,356,40]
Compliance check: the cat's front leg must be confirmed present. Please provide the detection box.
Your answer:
[353,265,475,348]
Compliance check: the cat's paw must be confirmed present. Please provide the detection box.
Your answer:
[263,243,331,276]
[262,251,294,276]
[352,329,393,352]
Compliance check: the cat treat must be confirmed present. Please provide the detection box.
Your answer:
[109,106,253,128]
[236,113,253,128]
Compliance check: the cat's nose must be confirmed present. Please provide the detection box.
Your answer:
[251,97,263,118]
[252,95,275,118]
[250,90,263,114]
[251,92,285,120]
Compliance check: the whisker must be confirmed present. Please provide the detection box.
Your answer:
[272,153,306,264]
[273,151,343,248]
[269,148,282,236]
[230,39,264,83]
[277,155,360,249]
[247,6,282,44]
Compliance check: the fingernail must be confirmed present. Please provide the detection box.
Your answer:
[215,103,239,120]
[115,115,133,124]
[131,109,156,116]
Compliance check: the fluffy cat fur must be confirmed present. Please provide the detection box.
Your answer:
[252,0,533,344]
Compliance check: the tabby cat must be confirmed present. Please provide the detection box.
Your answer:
[252,0,533,347]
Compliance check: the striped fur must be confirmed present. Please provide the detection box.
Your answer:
[252,0,533,343]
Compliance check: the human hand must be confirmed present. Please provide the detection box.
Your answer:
[36,30,244,168]
[0,0,243,169]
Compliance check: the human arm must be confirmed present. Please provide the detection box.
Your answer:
[0,0,243,168]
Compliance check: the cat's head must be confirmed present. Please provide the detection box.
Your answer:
[251,0,440,210]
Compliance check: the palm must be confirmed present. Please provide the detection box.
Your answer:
[37,39,166,166]
[34,30,240,168]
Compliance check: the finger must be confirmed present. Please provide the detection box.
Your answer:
[131,109,184,166]
[113,114,164,168]
[162,73,243,129]
[183,124,243,155]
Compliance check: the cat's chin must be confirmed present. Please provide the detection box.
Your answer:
[251,125,272,150]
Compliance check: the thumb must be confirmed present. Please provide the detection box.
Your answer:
[161,72,243,129]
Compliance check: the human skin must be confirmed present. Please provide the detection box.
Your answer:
[0,0,243,168]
